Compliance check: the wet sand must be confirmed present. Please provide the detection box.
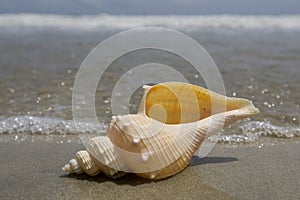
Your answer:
[0,136,299,200]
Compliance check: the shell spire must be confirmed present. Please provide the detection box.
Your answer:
[62,136,126,178]
[62,159,83,174]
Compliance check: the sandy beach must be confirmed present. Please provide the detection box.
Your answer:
[0,136,299,200]
[1,13,300,200]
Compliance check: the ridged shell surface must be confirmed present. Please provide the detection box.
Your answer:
[107,114,206,179]
[86,136,128,178]
[63,136,126,178]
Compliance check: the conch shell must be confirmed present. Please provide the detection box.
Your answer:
[63,82,259,180]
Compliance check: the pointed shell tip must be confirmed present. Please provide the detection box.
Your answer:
[141,153,149,162]
[132,137,140,144]
[150,174,156,179]
[62,164,72,173]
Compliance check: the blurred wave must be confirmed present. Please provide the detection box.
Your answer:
[0,14,300,32]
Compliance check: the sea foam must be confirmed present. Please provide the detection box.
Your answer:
[0,116,107,135]
[0,116,299,144]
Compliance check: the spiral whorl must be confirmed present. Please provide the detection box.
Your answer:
[62,158,83,174]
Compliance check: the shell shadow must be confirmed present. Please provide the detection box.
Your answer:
[60,173,153,186]
[60,156,238,185]
[189,156,238,166]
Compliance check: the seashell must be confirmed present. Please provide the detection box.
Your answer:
[62,136,127,178]
[63,82,259,180]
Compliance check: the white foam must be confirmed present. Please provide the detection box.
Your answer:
[1,116,298,144]
[0,14,300,32]
[0,116,107,135]
[209,121,300,144]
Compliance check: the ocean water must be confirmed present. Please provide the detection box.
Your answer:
[0,14,299,144]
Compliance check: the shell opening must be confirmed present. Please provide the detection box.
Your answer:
[142,82,259,125]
